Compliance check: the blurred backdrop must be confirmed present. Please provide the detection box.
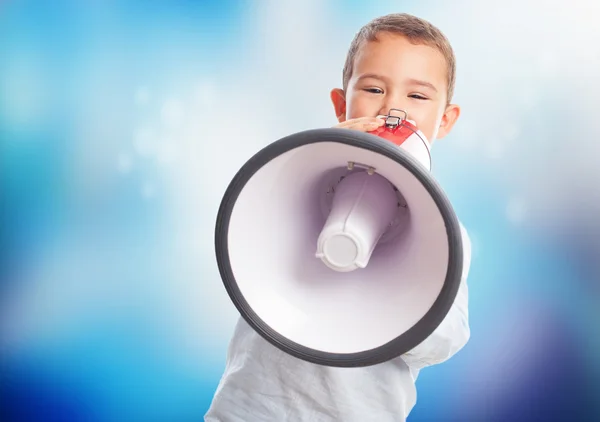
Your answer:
[1,0,599,421]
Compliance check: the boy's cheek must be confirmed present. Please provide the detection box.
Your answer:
[346,93,379,118]
[346,104,379,120]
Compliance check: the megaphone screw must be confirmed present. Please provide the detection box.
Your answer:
[347,161,355,170]
[367,167,375,175]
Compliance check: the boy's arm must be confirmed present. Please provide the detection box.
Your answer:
[400,223,472,370]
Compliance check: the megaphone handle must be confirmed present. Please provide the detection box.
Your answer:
[381,108,408,128]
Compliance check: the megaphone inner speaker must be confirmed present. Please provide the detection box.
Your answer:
[215,129,463,367]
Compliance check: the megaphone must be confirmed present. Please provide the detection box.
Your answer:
[214,109,463,367]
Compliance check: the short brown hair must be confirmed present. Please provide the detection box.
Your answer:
[342,13,456,103]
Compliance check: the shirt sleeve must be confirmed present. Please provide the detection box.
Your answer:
[400,222,472,370]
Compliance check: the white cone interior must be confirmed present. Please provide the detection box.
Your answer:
[316,171,399,272]
[227,142,450,354]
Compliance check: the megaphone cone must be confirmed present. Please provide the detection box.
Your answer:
[215,116,463,367]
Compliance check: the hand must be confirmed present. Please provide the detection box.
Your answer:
[334,117,385,132]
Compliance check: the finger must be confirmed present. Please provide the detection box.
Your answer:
[353,117,385,127]
[337,117,385,131]
[337,117,381,127]
[355,118,385,131]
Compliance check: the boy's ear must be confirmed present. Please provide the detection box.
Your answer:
[436,103,461,140]
[330,88,347,123]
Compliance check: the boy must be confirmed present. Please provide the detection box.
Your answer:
[205,13,471,422]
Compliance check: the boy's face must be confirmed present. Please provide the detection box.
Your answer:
[331,32,460,143]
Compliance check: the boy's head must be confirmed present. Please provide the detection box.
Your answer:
[331,13,460,144]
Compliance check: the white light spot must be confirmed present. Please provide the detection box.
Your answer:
[117,153,133,174]
[133,126,156,156]
[142,182,155,199]
[506,198,527,223]
[192,81,216,108]
[0,54,46,127]
[135,86,151,106]
[161,99,185,129]
[156,141,179,166]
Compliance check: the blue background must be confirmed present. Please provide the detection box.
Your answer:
[1,0,599,420]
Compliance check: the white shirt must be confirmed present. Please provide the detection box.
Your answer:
[205,224,472,422]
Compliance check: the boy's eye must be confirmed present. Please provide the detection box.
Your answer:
[409,94,428,100]
[364,88,383,94]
